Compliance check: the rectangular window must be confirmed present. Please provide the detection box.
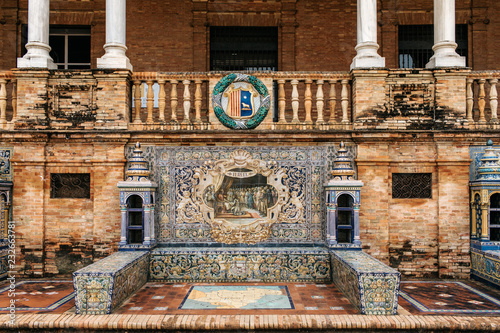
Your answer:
[392,173,432,199]
[22,25,91,69]
[210,26,278,71]
[398,24,467,68]
[50,173,91,198]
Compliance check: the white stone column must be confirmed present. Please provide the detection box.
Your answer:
[97,0,133,70]
[425,0,465,68]
[17,0,56,69]
[350,0,385,70]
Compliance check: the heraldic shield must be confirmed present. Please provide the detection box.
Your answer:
[226,87,255,119]
[212,73,270,129]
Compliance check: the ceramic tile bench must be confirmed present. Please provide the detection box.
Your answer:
[330,250,401,315]
[73,251,149,314]
[149,246,331,282]
[471,247,500,288]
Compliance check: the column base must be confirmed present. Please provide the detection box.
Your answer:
[425,54,466,68]
[17,56,57,69]
[97,56,133,71]
[350,55,385,70]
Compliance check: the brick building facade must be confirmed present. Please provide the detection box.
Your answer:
[0,0,499,283]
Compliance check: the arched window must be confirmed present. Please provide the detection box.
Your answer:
[490,193,500,241]
[127,195,144,244]
[337,194,354,243]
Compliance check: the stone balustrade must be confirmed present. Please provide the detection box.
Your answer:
[4,69,500,132]
[0,72,15,130]
[467,71,500,129]
[129,72,352,131]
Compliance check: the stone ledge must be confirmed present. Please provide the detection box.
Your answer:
[1,314,499,331]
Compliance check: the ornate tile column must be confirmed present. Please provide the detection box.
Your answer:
[97,0,133,70]
[425,0,465,68]
[17,0,56,69]
[117,143,156,250]
[350,0,385,70]
[324,142,363,248]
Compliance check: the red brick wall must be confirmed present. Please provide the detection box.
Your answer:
[1,0,499,71]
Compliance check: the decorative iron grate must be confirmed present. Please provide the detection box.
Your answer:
[50,173,90,198]
[210,26,278,71]
[398,24,467,68]
[392,173,432,199]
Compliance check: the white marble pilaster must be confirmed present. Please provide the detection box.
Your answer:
[17,0,56,69]
[97,0,133,70]
[426,0,465,68]
[350,0,385,70]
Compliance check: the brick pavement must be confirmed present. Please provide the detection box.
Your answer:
[0,313,499,331]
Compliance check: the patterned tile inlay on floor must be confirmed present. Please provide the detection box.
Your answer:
[0,280,75,313]
[179,286,294,310]
[399,281,500,314]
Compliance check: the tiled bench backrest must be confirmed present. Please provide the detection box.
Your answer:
[471,248,500,288]
[331,250,401,315]
[73,251,149,314]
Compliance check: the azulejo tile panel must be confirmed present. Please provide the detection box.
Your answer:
[73,251,149,314]
[125,144,355,245]
[471,248,500,288]
[0,148,13,182]
[331,250,401,315]
[149,247,331,282]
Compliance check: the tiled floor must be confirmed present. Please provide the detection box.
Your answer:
[0,280,75,314]
[399,280,500,315]
[1,279,500,317]
[115,282,357,315]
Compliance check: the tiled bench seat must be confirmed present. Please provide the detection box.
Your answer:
[331,250,401,315]
[73,251,149,314]
[150,246,331,282]
[471,247,500,288]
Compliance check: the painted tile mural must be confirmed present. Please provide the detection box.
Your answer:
[126,145,356,245]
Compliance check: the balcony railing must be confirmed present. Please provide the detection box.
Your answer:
[0,71,15,130]
[467,71,500,129]
[129,72,352,131]
[1,69,500,131]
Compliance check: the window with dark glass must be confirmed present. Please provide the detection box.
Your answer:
[22,25,91,69]
[392,173,432,199]
[490,193,500,241]
[398,24,467,68]
[337,194,354,243]
[127,195,144,244]
[210,26,278,71]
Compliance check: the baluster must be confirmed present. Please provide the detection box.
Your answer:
[170,80,178,123]
[291,79,299,124]
[329,80,337,123]
[11,79,17,122]
[341,79,349,124]
[146,80,154,123]
[278,79,286,124]
[466,78,474,122]
[0,79,6,127]
[182,80,191,125]
[133,80,142,124]
[304,79,312,127]
[489,79,498,124]
[158,79,166,122]
[316,79,324,127]
[194,79,202,124]
[478,79,486,124]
